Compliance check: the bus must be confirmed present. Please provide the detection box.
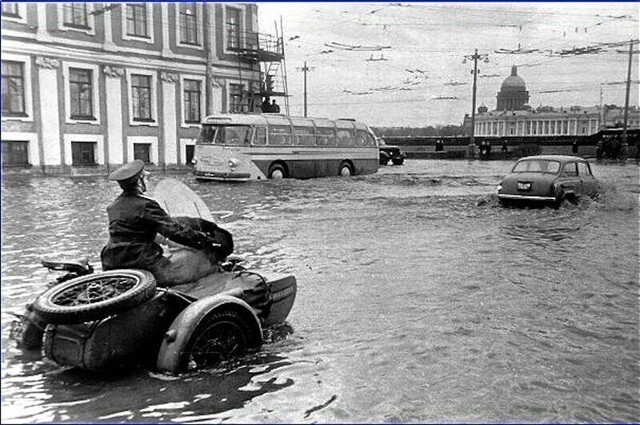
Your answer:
[193,114,380,181]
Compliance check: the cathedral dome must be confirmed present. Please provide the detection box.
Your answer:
[500,66,526,90]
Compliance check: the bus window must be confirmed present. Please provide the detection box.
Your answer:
[268,125,292,145]
[293,126,315,146]
[198,125,216,144]
[316,127,336,146]
[215,125,251,145]
[356,130,376,147]
[337,129,354,146]
[254,126,267,145]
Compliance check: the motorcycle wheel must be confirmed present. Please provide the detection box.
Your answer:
[32,270,156,324]
[181,310,251,372]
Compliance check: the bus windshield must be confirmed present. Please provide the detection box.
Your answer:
[198,124,252,145]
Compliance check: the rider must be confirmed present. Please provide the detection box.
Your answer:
[101,160,219,287]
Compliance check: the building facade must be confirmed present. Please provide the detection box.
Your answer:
[1,2,277,174]
[468,66,639,138]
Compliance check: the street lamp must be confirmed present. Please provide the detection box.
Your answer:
[463,49,489,158]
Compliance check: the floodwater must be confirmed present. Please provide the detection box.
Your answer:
[1,159,639,423]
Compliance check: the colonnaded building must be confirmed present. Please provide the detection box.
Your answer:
[467,66,639,139]
[1,3,285,174]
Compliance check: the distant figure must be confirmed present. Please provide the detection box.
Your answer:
[435,139,444,152]
[572,139,579,154]
[271,99,280,113]
[501,140,508,153]
[261,97,271,113]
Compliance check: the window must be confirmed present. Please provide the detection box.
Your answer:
[183,79,201,123]
[293,126,315,146]
[337,129,354,146]
[316,127,336,146]
[71,141,96,166]
[356,130,376,147]
[577,162,592,177]
[133,143,151,164]
[1,61,25,116]
[69,68,94,120]
[254,126,267,145]
[2,3,20,18]
[126,3,149,38]
[179,3,198,45]
[226,7,241,50]
[131,74,152,121]
[562,162,578,177]
[268,125,292,145]
[63,3,89,29]
[2,140,29,167]
[229,84,247,113]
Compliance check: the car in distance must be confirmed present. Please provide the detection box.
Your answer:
[379,140,405,165]
[497,155,601,208]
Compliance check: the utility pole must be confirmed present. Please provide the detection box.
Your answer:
[620,39,638,160]
[296,61,313,117]
[463,49,489,158]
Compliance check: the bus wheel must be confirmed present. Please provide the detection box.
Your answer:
[268,164,286,180]
[338,162,353,177]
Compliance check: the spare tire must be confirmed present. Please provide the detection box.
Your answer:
[32,270,156,324]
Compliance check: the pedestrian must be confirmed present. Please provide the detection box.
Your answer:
[271,99,280,113]
[100,160,221,287]
[501,140,508,153]
[572,139,579,154]
[261,97,271,113]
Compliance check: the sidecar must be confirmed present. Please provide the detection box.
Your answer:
[12,261,296,375]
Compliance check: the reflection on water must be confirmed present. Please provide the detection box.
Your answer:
[2,160,639,423]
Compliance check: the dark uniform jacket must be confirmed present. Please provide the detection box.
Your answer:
[101,190,209,270]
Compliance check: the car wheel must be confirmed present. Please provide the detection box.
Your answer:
[32,270,156,324]
[339,162,353,177]
[268,164,286,180]
[392,157,404,165]
[180,310,252,372]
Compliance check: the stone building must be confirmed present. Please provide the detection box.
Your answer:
[467,66,639,138]
[1,3,282,173]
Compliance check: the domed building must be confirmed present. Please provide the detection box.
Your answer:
[496,66,529,111]
[465,66,640,139]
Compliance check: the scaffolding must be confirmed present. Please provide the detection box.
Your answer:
[226,25,289,115]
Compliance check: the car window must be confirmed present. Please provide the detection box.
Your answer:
[512,160,560,174]
[577,162,592,177]
[562,162,578,177]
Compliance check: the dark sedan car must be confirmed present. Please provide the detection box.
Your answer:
[497,155,601,207]
[379,144,405,165]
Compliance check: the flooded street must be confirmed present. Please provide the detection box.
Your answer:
[2,159,639,423]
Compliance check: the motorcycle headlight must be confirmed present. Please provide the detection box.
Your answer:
[496,184,502,193]
[228,158,239,169]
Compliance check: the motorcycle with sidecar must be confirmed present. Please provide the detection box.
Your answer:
[9,180,297,375]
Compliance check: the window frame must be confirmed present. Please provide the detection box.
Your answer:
[223,5,244,53]
[63,62,100,124]
[63,133,104,166]
[1,54,33,122]
[122,3,155,44]
[180,74,206,127]
[1,3,27,24]
[126,69,158,126]
[177,3,203,48]
[228,82,248,113]
[70,141,97,166]
[1,140,30,167]
[127,136,158,164]
[57,3,95,35]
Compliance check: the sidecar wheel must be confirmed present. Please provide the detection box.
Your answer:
[180,310,252,372]
[32,270,156,324]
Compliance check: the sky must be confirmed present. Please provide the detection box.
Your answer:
[257,2,639,127]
